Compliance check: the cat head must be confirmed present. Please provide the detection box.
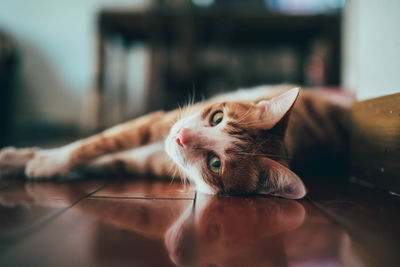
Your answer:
[165,88,306,199]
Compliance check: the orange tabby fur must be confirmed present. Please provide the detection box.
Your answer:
[0,85,352,199]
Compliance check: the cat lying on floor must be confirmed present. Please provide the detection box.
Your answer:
[0,85,352,199]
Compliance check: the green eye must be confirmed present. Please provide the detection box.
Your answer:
[207,154,221,174]
[210,111,223,126]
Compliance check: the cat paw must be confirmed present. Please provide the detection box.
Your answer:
[0,147,39,179]
[25,148,72,179]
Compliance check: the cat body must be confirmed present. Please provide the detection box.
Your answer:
[0,85,352,199]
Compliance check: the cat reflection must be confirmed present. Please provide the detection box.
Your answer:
[165,194,305,267]
[0,182,369,267]
[0,182,305,266]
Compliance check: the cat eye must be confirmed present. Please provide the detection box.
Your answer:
[210,111,223,126]
[207,154,221,174]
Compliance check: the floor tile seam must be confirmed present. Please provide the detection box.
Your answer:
[306,197,399,261]
[0,181,106,246]
[309,196,400,237]
[307,197,357,230]
[87,195,194,200]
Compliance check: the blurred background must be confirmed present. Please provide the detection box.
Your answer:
[0,0,399,147]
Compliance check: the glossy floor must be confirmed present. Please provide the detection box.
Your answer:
[0,177,399,267]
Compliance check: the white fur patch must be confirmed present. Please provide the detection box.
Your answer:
[25,143,78,179]
[0,147,39,178]
[92,142,164,173]
[165,110,236,193]
[185,166,215,194]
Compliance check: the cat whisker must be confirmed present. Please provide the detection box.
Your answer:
[235,108,253,124]
[181,174,189,190]
[167,159,177,179]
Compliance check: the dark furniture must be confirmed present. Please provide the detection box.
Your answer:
[94,9,341,128]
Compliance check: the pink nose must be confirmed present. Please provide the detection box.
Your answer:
[175,128,190,147]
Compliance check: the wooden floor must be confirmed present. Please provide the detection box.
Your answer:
[0,176,399,267]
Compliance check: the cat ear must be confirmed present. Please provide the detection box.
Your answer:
[256,88,299,130]
[257,157,306,199]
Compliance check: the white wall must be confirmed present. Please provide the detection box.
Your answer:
[343,0,400,100]
[0,0,148,130]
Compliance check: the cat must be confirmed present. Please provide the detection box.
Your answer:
[0,85,352,199]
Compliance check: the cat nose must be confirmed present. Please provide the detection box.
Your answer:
[176,128,190,147]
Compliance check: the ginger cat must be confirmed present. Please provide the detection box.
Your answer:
[0,85,352,199]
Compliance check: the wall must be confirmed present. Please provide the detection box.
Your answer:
[343,0,400,100]
[0,0,147,132]
[3,0,399,132]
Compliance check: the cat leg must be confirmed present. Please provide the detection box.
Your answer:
[24,110,181,179]
[84,142,180,178]
[0,147,39,179]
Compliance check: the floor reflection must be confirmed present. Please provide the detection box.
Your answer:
[79,194,360,266]
[166,194,306,267]
[0,179,103,240]
[0,180,390,266]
